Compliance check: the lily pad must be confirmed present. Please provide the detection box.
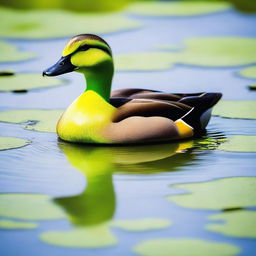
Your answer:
[40,225,117,248]
[112,218,171,231]
[116,38,256,71]
[0,194,66,220]
[0,136,30,150]
[0,7,141,39]
[0,73,66,92]
[239,66,256,79]
[0,41,35,62]
[212,101,256,119]
[218,136,256,152]
[207,210,256,238]
[133,239,239,256]
[127,2,230,16]
[167,177,256,210]
[0,109,63,132]
[0,220,37,229]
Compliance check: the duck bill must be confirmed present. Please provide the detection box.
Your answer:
[42,55,77,77]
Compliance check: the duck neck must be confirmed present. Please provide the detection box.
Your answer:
[82,62,114,102]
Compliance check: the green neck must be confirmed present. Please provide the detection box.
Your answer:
[81,61,114,102]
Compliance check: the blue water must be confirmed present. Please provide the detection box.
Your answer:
[0,7,256,256]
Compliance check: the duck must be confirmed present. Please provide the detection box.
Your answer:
[43,34,222,144]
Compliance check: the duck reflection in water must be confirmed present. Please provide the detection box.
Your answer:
[42,141,197,247]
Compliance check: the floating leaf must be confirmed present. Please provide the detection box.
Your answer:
[0,7,141,39]
[127,2,230,16]
[218,136,256,152]
[213,101,256,119]
[207,210,256,238]
[0,136,30,150]
[40,225,117,248]
[116,38,256,71]
[0,73,66,92]
[167,177,256,210]
[0,41,35,62]
[0,194,66,220]
[133,239,239,256]
[239,66,256,79]
[112,218,171,231]
[0,220,37,229]
[0,109,63,132]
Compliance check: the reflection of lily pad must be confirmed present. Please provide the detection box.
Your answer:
[112,218,171,231]
[0,73,66,92]
[0,41,35,62]
[0,109,63,132]
[239,66,256,79]
[133,239,239,256]
[0,220,37,229]
[0,7,141,39]
[167,177,256,210]
[127,2,230,16]
[218,136,256,152]
[0,194,65,220]
[207,210,256,238]
[0,136,30,150]
[213,101,256,119]
[40,225,117,248]
[116,38,256,71]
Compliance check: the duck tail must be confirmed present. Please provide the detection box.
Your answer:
[175,93,222,137]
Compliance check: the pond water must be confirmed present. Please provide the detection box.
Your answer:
[0,2,256,256]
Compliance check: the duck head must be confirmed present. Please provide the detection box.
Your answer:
[43,34,114,101]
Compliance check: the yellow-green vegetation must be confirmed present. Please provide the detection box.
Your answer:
[0,194,66,220]
[0,219,37,229]
[0,7,141,39]
[167,177,256,210]
[0,73,66,92]
[239,66,256,79]
[127,2,231,16]
[116,38,256,71]
[0,109,63,132]
[213,101,256,119]
[207,210,256,238]
[111,218,171,231]
[133,238,239,256]
[0,136,30,150]
[40,225,117,248]
[218,135,256,152]
[0,41,35,62]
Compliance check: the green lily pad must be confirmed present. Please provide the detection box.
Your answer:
[0,194,66,220]
[116,38,256,71]
[133,239,239,256]
[0,220,37,229]
[167,177,256,210]
[112,218,171,231]
[212,101,256,119]
[239,66,256,79]
[218,136,256,152]
[207,210,256,238]
[0,73,66,92]
[40,225,117,248]
[0,136,30,150]
[0,7,141,39]
[0,41,35,62]
[127,2,230,16]
[0,109,63,132]
[248,84,256,90]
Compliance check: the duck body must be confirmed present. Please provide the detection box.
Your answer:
[43,34,222,145]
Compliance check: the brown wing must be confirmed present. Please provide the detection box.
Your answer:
[112,98,192,123]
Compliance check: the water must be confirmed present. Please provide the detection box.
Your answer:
[0,5,256,256]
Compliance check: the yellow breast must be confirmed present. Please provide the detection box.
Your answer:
[57,90,116,143]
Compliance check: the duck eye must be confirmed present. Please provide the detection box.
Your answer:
[79,45,90,51]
